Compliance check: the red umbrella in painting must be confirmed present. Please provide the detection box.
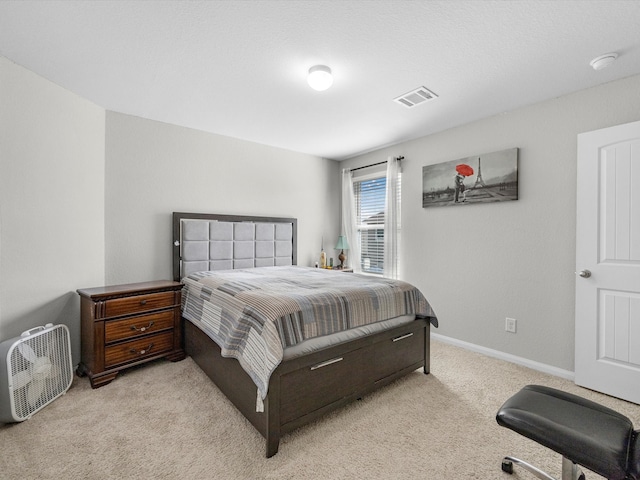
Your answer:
[456,164,474,176]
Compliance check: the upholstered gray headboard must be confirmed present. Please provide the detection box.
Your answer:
[172,212,297,281]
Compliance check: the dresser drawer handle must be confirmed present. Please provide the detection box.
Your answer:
[130,343,154,356]
[130,321,154,333]
[310,357,343,370]
[392,332,414,342]
[139,300,147,306]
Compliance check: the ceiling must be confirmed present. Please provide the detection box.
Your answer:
[1,1,640,161]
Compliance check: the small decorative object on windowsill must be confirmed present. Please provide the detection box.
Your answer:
[335,235,349,269]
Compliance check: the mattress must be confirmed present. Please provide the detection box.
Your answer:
[281,313,418,359]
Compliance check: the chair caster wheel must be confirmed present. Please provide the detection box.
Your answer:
[501,460,514,474]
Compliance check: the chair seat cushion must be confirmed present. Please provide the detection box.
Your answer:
[496,385,634,480]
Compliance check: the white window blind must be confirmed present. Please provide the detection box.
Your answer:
[353,174,401,274]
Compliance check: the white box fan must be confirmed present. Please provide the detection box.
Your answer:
[0,323,73,422]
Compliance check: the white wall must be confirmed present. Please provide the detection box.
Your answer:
[0,57,105,362]
[340,74,640,372]
[104,112,340,285]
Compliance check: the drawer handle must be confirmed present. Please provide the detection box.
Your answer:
[130,321,154,333]
[130,343,154,356]
[310,357,343,370]
[392,332,414,342]
[139,300,147,306]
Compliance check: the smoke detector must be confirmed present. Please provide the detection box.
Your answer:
[590,53,618,71]
[394,86,438,108]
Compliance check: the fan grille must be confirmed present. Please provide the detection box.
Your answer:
[9,326,73,420]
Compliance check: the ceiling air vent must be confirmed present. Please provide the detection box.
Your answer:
[394,86,438,108]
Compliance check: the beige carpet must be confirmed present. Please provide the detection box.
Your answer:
[1,340,638,480]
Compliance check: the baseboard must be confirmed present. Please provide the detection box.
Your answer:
[431,333,575,381]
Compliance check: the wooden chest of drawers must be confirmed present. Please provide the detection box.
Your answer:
[77,280,185,388]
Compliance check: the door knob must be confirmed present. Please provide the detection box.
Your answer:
[577,270,591,278]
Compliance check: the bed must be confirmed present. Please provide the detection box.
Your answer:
[172,212,438,457]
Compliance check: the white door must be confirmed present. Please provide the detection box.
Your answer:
[575,120,640,404]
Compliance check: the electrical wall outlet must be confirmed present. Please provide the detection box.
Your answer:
[505,317,517,333]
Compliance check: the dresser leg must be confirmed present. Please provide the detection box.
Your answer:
[76,363,88,377]
[166,350,186,362]
[88,371,119,389]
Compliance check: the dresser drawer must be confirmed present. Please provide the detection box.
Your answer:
[104,291,176,318]
[105,310,175,343]
[104,331,174,368]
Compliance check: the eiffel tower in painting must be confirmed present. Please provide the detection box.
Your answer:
[473,157,487,188]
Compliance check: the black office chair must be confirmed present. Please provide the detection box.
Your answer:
[496,385,640,480]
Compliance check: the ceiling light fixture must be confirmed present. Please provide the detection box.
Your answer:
[307,65,333,91]
[590,53,618,71]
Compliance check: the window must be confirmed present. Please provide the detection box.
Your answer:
[352,172,401,275]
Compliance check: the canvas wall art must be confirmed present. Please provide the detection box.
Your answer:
[422,148,518,207]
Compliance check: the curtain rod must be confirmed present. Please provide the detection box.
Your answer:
[349,156,403,172]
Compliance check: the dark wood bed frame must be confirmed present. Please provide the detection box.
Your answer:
[173,212,435,457]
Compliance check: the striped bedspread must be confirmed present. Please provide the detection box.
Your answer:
[181,266,436,403]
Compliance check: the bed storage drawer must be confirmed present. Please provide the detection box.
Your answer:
[280,347,368,424]
[278,320,427,426]
[371,322,425,382]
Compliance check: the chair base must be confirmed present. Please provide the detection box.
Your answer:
[502,456,585,480]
